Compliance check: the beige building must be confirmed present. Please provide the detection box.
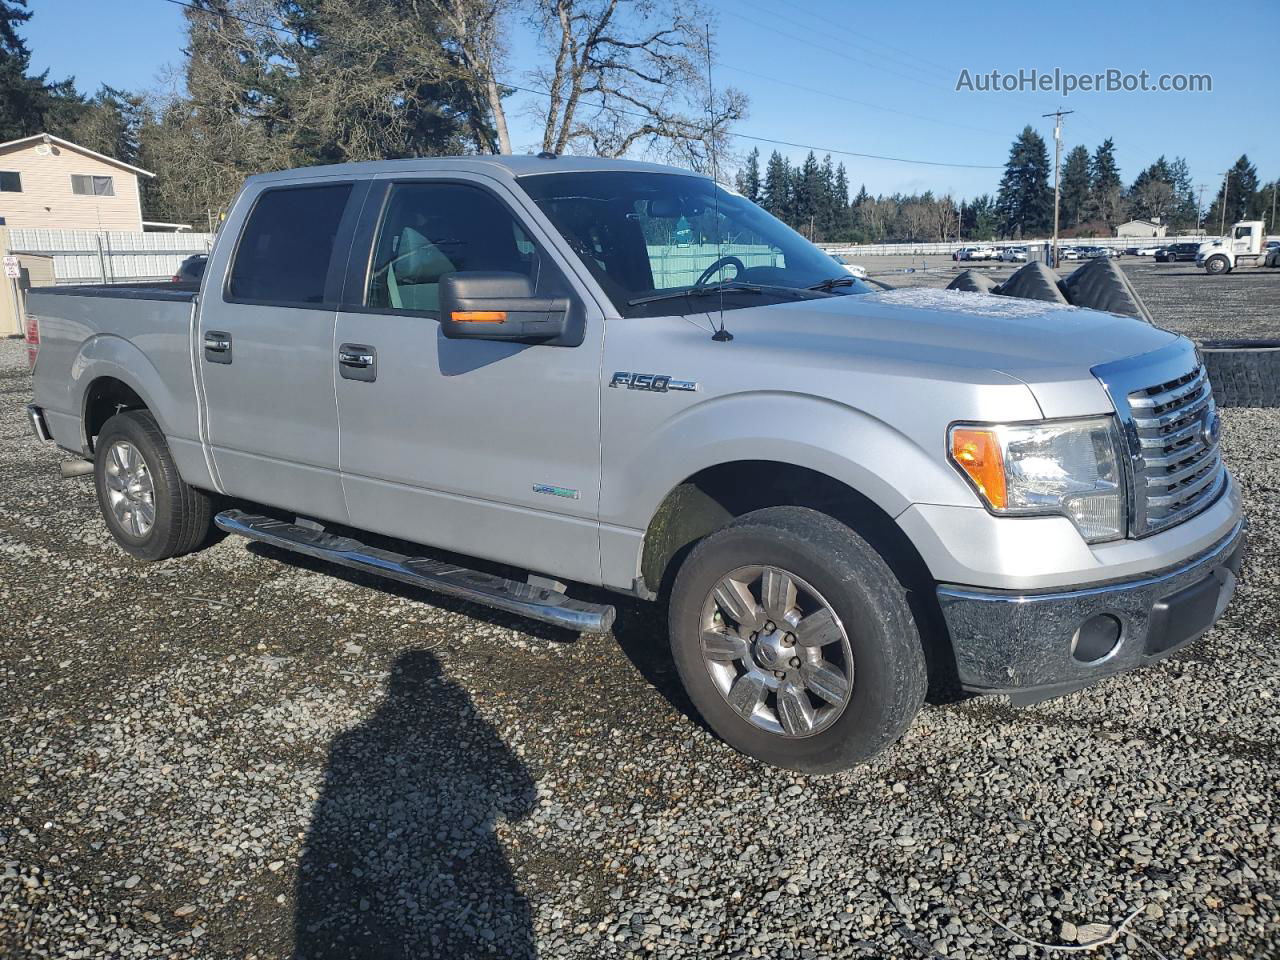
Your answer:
[0,132,153,232]
[1115,218,1169,239]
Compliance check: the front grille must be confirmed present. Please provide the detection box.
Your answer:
[1126,364,1224,535]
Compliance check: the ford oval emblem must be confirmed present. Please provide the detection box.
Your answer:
[1201,411,1221,447]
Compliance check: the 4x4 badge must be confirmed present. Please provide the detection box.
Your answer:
[609,372,698,393]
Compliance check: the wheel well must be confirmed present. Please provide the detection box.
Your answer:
[84,377,146,450]
[641,461,959,698]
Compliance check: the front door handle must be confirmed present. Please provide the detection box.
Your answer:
[204,330,232,364]
[338,343,376,382]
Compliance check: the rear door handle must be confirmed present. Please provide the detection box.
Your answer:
[338,343,376,382]
[204,331,232,364]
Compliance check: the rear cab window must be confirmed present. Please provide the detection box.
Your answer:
[227,183,353,306]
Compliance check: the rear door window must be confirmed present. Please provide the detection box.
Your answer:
[228,183,353,305]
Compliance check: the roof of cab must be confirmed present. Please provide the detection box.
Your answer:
[245,154,705,186]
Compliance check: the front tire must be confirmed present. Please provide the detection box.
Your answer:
[1205,255,1231,275]
[94,410,212,561]
[668,506,927,774]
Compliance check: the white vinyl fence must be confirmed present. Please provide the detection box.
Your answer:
[819,235,1217,258]
[4,229,215,284]
[646,243,783,288]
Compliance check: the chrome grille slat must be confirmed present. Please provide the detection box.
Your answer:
[1141,436,1208,469]
[1127,369,1208,409]
[1112,355,1225,536]
[1146,456,1222,508]
[1130,390,1211,430]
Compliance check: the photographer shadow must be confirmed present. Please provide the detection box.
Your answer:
[294,650,537,959]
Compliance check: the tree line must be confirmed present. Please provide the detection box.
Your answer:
[736,131,1275,245]
[1,0,744,229]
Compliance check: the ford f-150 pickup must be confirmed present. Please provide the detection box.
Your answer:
[25,155,1245,773]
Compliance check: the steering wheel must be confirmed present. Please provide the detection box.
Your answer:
[695,255,745,287]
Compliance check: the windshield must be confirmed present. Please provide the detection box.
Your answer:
[516,170,873,317]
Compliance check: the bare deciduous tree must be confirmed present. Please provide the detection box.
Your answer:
[527,0,745,168]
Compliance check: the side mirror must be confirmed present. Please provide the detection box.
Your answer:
[439,272,569,341]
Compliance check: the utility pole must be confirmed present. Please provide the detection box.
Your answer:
[1270,181,1277,235]
[1219,169,1230,236]
[1195,184,1208,233]
[1042,107,1073,268]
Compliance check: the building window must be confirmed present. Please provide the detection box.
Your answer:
[71,174,115,196]
[0,171,20,192]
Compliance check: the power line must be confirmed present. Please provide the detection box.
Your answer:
[159,0,1001,170]
[719,64,1006,137]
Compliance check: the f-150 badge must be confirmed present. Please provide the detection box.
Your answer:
[609,372,698,393]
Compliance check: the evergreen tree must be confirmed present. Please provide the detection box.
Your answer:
[1166,157,1199,231]
[818,153,836,237]
[961,194,997,240]
[1087,137,1124,226]
[1058,145,1090,229]
[0,0,79,141]
[1204,154,1260,231]
[832,162,850,238]
[995,126,1053,238]
[792,151,823,237]
[735,147,761,203]
[761,150,790,220]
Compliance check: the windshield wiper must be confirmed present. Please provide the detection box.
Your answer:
[806,275,861,292]
[627,281,818,307]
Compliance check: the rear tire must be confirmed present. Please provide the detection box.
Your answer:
[94,410,213,561]
[667,506,927,774]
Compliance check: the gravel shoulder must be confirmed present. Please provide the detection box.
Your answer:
[1,337,1277,959]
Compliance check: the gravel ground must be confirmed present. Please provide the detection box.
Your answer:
[1,336,1277,959]
[858,256,1280,342]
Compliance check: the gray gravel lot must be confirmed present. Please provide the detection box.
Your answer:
[1,334,1277,959]
[860,257,1280,342]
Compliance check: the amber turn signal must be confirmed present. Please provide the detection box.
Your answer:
[950,428,1007,509]
[451,310,507,323]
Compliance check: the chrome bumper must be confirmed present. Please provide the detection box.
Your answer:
[937,519,1246,705]
[26,404,51,443]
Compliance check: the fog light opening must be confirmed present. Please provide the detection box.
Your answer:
[1071,614,1123,664]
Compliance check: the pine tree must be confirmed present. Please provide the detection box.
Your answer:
[832,162,850,238]
[792,151,823,237]
[761,151,790,220]
[1087,138,1123,226]
[1059,145,1090,229]
[735,147,761,204]
[1204,154,1260,231]
[817,153,836,238]
[1166,157,1199,231]
[0,0,48,140]
[995,126,1053,238]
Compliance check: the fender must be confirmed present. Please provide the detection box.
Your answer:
[596,388,1035,591]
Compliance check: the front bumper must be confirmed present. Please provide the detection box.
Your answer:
[938,519,1246,705]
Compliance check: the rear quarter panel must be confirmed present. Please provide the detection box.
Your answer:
[28,287,212,488]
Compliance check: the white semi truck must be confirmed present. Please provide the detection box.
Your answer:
[1196,220,1280,274]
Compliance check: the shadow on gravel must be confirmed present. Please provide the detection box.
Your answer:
[294,649,537,960]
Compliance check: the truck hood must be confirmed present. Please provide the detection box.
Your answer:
[714,286,1181,417]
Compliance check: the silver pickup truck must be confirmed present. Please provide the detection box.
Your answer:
[25,156,1244,773]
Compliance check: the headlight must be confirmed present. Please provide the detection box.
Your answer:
[948,417,1126,543]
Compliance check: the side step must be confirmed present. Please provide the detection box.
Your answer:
[214,510,616,634]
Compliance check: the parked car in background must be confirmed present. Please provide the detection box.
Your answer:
[1134,245,1161,257]
[952,247,973,261]
[24,155,1245,773]
[968,245,998,261]
[1156,243,1200,263]
[1059,246,1081,261]
[171,254,208,284]
[1000,246,1028,263]
[829,253,868,279]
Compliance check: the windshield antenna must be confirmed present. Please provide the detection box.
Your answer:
[705,23,732,342]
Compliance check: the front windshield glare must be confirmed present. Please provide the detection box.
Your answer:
[516,170,871,317]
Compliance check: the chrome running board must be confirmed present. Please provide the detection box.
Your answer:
[214,509,615,634]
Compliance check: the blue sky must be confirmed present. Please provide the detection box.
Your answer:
[21,0,1276,201]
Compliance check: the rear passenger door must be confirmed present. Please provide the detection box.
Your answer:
[197,178,368,522]
[332,175,605,584]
